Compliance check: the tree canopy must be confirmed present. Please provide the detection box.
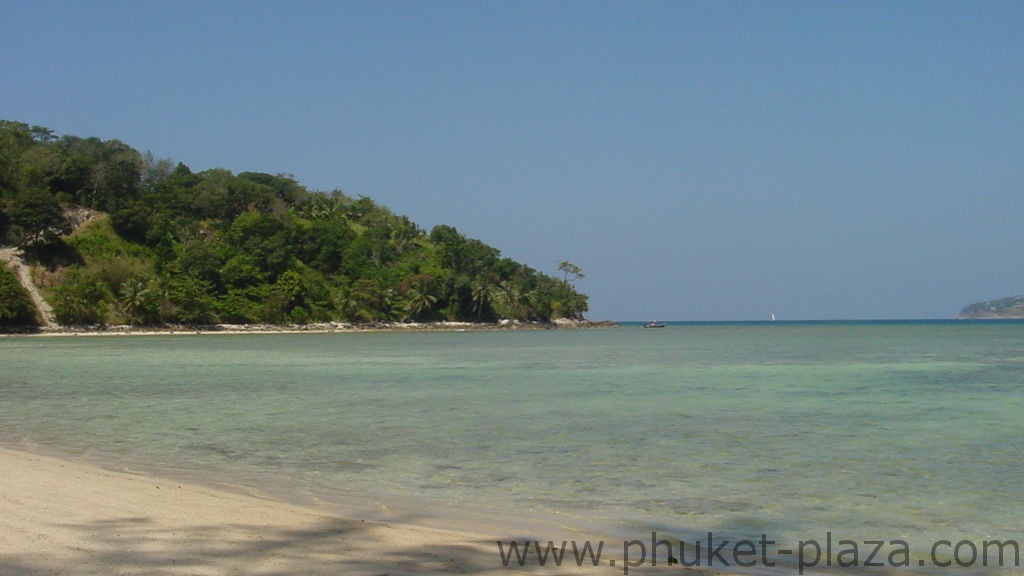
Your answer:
[0,120,588,326]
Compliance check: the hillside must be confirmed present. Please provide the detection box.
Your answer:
[0,120,588,328]
[958,295,1024,319]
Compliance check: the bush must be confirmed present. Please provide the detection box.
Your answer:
[0,266,37,326]
[50,269,110,325]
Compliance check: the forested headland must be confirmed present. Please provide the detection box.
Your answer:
[0,120,588,328]
[958,295,1024,319]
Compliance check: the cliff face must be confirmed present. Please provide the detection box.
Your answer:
[958,295,1024,319]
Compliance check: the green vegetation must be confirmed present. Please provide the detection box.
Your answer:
[0,120,588,326]
[958,295,1024,319]
[0,265,37,326]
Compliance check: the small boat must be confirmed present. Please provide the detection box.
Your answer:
[643,321,666,328]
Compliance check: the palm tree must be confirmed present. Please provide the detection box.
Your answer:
[338,293,364,321]
[493,281,523,320]
[470,278,498,319]
[119,278,149,326]
[520,289,542,321]
[340,279,380,322]
[404,288,437,321]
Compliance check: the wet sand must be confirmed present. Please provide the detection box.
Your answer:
[0,447,683,575]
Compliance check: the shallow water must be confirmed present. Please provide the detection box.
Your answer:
[1,322,1021,573]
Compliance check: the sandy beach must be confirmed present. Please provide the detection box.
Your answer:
[0,447,683,576]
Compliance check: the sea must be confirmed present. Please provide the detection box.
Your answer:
[1,320,1021,574]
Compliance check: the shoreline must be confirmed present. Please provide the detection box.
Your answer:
[0,318,619,337]
[0,446,692,575]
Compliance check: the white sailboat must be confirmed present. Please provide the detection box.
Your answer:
[770,312,776,321]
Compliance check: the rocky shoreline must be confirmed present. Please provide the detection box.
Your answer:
[0,318,619,337]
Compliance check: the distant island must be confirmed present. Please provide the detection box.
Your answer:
[0,120,589,330]
[958,295,1024,319]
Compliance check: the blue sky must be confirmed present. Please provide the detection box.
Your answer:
[3,1,1022,320]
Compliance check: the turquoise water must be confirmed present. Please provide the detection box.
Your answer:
[1,322,1022,573]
